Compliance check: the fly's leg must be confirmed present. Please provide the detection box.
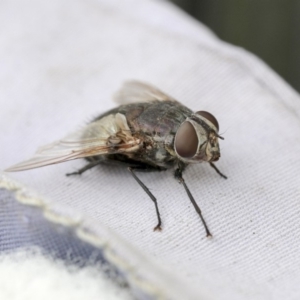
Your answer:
[128,166,166,231]
[174,164,212,238]
[66,160,102,176]
[209,162,227,179]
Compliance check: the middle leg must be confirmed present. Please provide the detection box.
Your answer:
[127,165,167,231]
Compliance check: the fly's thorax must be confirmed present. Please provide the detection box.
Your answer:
[174,111,221,164]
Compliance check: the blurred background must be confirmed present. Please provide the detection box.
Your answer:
[170,0,300,93]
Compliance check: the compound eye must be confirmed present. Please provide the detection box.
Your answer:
[175,121,198,158]
[196,111,219,131]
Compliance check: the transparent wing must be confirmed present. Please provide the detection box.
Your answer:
[5,113,141,172]
[114,80,178,104]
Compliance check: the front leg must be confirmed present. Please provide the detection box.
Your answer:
[174,162,212,238]
[210,162,227,179]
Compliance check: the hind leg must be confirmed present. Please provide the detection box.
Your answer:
[66,160,103,176]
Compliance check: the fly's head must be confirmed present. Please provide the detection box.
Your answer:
[174,111,223,164]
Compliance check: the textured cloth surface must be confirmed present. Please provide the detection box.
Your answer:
[1,0,300,299]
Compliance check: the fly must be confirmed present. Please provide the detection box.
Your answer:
[5,81,227,238]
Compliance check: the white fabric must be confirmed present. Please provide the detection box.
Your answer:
[1,0,300,299]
